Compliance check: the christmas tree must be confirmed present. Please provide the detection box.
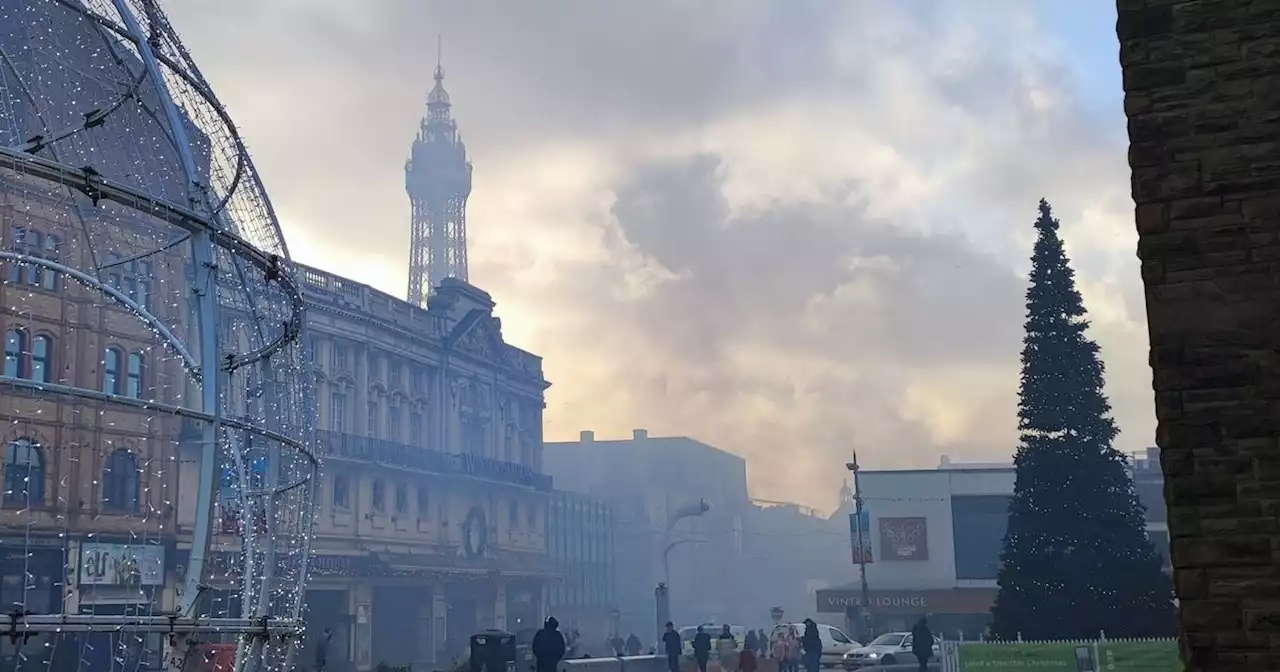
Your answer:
[991,200,1175,641]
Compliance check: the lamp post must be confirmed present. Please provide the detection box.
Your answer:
[846,456,873,640]
[656,499,711,638]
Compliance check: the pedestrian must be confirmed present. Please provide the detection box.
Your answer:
[744,629,758,658]
[770,630,787,666]
[717,624,739,672]
[800,620,821,672]
[626,632,643,656]
[784,627,801,672]
[610,633,625,657]
[314,627,333,672]
[692,626,712,672]
[662,622,683,672]
[911,618,934,672]
[532,617,567,672]
[740,644,758,672]
[758,630,768,657]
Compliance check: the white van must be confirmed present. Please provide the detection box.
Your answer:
[768,622,861,668]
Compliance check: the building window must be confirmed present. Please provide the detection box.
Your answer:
[30,335,51,384]
[366,401,378,438]
[332,473,350,509]
[416,487,429,517]
[10,228,59,291]
[389,365,402,390]
[4,329,24,378]
[410,411,423,446]
[126,352,144,398]
[509,501,520,528]
[371,479,387,513]
[105,255,152,310]
[388,407,402,443]
[527,504,537,529]
[394,483,408,515]
[330,392,348,433]
[3,438,45,505]
[102,449,140,513]
[103,347,122,394]
[951,495,1011,581]
[331,343,347,370]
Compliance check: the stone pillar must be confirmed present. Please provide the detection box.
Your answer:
[495,580,508,632]
[352,583,373,672]
[418,588,435,666]
[1117,2,1280,670]
[433,590,448,663]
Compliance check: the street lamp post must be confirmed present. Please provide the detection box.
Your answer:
[657,499,711,638]
[846,456,873,640]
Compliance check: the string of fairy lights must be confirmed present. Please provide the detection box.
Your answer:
[0,2,315,672]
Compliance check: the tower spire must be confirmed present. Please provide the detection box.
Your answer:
[405,36,472,307]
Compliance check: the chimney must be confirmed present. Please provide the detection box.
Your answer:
[580,430,595,443]
[633,429,648,441]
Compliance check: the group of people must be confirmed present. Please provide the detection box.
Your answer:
[658,620,823,672]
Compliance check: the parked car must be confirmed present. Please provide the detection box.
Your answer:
[768,623,860,667]
[841,632,940,669]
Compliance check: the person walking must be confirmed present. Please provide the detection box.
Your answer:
[911,618,934,672]
[662,622,683,672]
[717,625,739,672]
[313,627,333,672]
[784,627,801,672]
[626,633,643,656]
[800,620,822,672]
[532,617,567,672]
[691,626,712,672]
[744,630,758,659]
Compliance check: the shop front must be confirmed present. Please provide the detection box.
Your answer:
[0,539,66,671]
[77,541,169,672]
[815,587,998,642]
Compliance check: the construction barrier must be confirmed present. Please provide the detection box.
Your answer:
[937,638,1180,672]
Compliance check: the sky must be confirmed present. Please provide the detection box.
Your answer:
[164,0,1146,512]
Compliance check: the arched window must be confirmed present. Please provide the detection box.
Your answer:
[3,330,23,378]
[126,352,144,398]
[102,449,139,513]
[31,335,52,384]
[3,438,45,505]
[103,348,121,394]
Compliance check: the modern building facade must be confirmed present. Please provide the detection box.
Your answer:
[820,452,1173,642]
[547,490,617,644]
[544,430,751,639]
[819,463,1013,641]
[296,266,553,670]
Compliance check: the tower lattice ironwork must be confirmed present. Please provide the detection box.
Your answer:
[405,46,472,306]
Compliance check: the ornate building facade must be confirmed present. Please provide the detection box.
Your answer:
[297,265,552,670]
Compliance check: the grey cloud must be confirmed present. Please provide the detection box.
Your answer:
[159,0,1153,508]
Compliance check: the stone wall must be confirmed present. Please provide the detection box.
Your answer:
[1117,1,1280,669]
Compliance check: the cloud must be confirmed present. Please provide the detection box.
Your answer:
[163,0,1149,510]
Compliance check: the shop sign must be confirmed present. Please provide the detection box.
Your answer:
[819,593,927,612]
[80,543,165,586]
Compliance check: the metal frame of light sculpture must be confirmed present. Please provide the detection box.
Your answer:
[0,1,318,671]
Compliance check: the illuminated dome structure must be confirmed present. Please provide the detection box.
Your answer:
[0,2,316,671]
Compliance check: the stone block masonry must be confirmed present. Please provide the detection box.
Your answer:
[1117,0,1280,670]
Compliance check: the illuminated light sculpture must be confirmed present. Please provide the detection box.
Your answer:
[0,2,316,672]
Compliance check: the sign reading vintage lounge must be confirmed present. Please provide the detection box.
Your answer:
[819,593,928,611]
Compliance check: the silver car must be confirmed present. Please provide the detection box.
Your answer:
[840,632,940,669]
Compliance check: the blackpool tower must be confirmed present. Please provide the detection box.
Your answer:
[405,45,473,305]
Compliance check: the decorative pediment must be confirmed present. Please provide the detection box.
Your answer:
[446,310,508,366]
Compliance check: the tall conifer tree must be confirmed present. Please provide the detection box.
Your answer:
[991,200,1175,640]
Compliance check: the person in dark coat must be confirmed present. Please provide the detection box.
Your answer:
[800,619,822,672]
[691,626,713,672]
[911,618,934,672]
[662,622,683,672]
[532,617,567,672]
[626,633,643,656]
[744,630,758,658]
[314,627,333,672]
